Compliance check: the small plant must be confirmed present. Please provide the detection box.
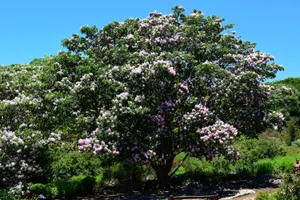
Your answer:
[255,159,274,175]
[28,183,58,199]
[0,189,17,200]
[275,173,300,199]
[255,191,276,200]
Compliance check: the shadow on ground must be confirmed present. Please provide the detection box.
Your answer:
[67,174,279,200]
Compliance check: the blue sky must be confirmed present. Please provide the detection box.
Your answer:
[0,0,299,81]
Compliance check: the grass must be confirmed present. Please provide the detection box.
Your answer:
[255,153,300,174]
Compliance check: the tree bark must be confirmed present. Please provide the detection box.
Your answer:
[152,156,174,189]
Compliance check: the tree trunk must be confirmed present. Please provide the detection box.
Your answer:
[152,156,174,190]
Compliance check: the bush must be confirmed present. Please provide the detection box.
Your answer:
[100,161,149,192]
[210,156,234,178]
[0,189,17,200]
[55,175,96,196]
[29,183,58,199]
[180,155,208,173]
[275,173,300,200]
[234,137,286,164]
[284,146,300,155]
[291,139,300,147]
[233,159,254,178]
[50,151,102,182]
[0,128,58,188]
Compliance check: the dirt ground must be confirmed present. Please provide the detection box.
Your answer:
[232,188,279,200]
[70,174,281,200]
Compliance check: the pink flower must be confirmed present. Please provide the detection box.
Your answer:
[118,92,129,100]
[127,34,134,39]
[79,146,84,150]
[179,82,189,91]
[132,66,142,74]
[78,139,85,145]
[203,60,211,65]
[167,67,176,76]
[190,13,199,17]
[112,66,119,71]
[134,96,141,103]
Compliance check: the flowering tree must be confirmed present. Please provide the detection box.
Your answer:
[62,6,284,188]
[0,64,63,195]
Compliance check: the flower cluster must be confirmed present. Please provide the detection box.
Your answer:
[182,103,210,127]
[198,120,238,144]
[265,111,285,130]
[78,137,119,155]
[0,128,61,188]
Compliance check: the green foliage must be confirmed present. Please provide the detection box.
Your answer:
[255,192,276,200]
[267,81,300,118]
[269,77,300,91]
[275,173,300,200]
[210,156,235,178]
[234,136,286,164]
[55,175,96,196]
[255,159,274,174]
[50,151,102,182]
[0,5,293,195]
[28,183,58,199]
[174,166,186,176]
[284,146,300,156]
[174,155,235,183]
[102,162,145,184]
[291,139,300,147]
[0,190,17,200]
[287,117,300,145]
[255,154,300,174]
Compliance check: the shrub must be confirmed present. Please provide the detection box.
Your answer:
[0,189,17,200]
[234,137,286,164]
[233,159,254,178]
[180,155,208,173]
[50,151,101,182]
[284,146,300,155]
[55,175,96,196]
[28,183,58,199]
[100,161,149,192]
[212,156,234,175]
[291,139,300,147]
[0,128,60,188]
[275,173,300,200]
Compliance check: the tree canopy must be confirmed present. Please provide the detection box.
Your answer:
[61,6,284,187]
